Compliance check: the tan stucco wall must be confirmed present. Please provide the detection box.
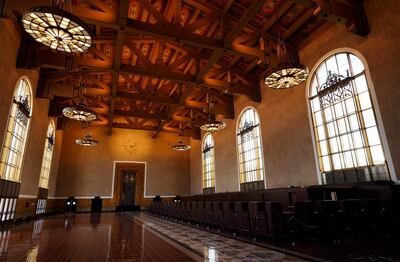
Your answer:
[0,19,61,197]
[54,125,191,198]
[190,0,400,194]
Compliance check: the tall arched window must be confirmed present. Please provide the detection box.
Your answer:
[0,78,32,182]
[309,51,390,184]
[39,121,55,189]
[237,107,265,191]
[202,133,215,194]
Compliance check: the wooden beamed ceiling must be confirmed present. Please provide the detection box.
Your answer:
[13,0,369,138]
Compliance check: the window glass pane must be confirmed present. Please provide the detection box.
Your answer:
[317,126,326,140]
[311,97,320,111]
[356,149,368,166]
[358,92,372,110]
[336,53,350,76]
[352,131,364,148]
[370,145,385,165]
[362,109,376,128]
[340,134,351,151]
[322,156,331,171]
[330,138,339,153]
[317,63,328,84]
[337,118,347,135]
[310,79,318,97]
[366,127,381,146]
[354,75,368,93]
[326,56,338,74]
[327,123,336,138]
[345,98,356,114]
[334,102,344,118]
[314,111,323,126]
[349,114,360,131]
[324,107,333,122]
[350,54,364,75]
[332,154,342,169]
[319,140,328,156]
[344,151,354,168]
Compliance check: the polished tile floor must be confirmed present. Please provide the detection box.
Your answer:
[0,213,309,262]
[0,213,199,262]
[126,212,307,262]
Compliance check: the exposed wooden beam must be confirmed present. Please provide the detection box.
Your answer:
[224,0,268,46]
[115,109,169,120]
[117,91,179,105]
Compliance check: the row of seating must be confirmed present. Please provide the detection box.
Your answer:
[148,182,400,242]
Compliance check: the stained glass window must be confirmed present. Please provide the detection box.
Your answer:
[202,133,215,190]
[237,108,264,184]
[309,52,389,183]
[0,78,32,182]
[39,121,55,189]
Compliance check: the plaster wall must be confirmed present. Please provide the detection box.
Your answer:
[54,125,191,198]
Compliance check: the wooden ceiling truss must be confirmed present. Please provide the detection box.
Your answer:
[12,0,369,139]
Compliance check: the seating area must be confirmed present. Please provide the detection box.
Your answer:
[149,181,400,244]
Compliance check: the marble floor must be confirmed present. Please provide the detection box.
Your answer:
[126,212,310,262]
[0,212,312,262]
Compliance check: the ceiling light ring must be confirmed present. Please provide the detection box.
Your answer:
[22,6,92,53]
[76,134,99,147]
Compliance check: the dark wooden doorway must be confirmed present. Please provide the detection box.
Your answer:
[121,170,136,210]
[114,162,146,211]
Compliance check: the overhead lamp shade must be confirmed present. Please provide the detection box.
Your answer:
[76,134,99,147]
[265,62,309,89]
[171,141,191,151]
[22,6,92,53]
[200,114,226,133]
[62,103,97,122]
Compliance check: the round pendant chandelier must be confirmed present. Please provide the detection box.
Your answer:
[265,62,309,89]
[200,114,226,133]
[22,5,92,53]
[171,141,191,151]
[263,2,308,90]
[63,103,97,122]
[172,125,191,151]
[200,93,226,133]
[76,134,99,147]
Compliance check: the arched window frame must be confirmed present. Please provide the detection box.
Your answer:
[236,107,266,191]
[39,120,56,189]
[202,133,215,194]
[0,76,33,182]
[306,48,396,184]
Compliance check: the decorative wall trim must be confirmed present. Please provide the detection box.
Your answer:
[18,194,36,199]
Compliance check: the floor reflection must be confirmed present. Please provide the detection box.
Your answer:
[128,212,305,262]
[0,213,197,262]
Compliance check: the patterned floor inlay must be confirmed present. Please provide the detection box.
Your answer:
[126,212,308,262]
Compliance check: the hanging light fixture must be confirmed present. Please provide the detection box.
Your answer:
[200,93,226,132]
[62,74,97,122]
[63,103,97,122]
[172,125,191,151]
[21,1,92,53]
[264,0,308,89]
[75,134,99,147]
[171,141,191,151]
[264,38,309,89]
[200,114,226,132]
